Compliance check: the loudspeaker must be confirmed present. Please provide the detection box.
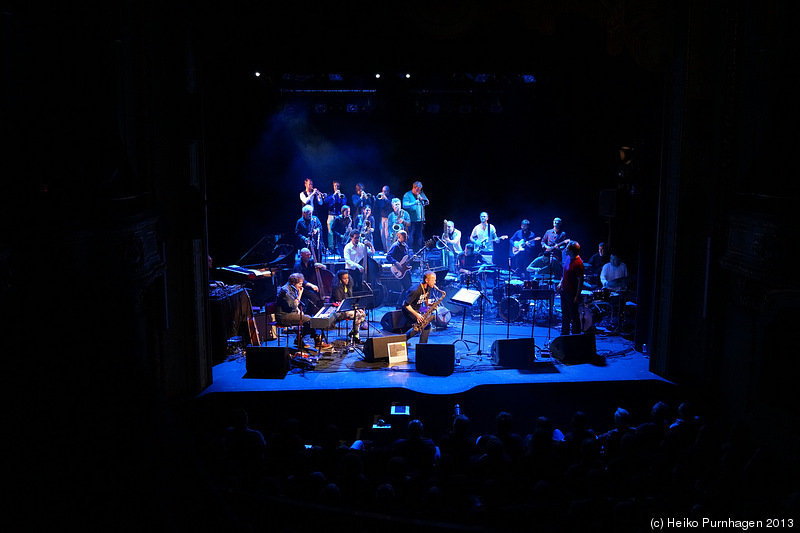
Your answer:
[364,334,408,362]
[550,333,597,364]
[380,310,410,333]
[415,343,455,376]
[245,345,289,376]
[490,338,536,369]
[599,189,617,218]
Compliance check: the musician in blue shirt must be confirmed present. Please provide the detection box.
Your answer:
[386,230,414,308]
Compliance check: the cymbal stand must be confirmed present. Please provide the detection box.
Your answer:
[505,257,512,338]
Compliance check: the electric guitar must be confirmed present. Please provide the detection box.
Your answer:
[542,238,572,255]
[475,234,508,253]
[512,236,541,256]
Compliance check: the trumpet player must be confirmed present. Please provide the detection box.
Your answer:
[351,182,373,217]
[325,180,346,248]
[374,185,395,252]
[300,178,324,214]
[387,197,411,245]
[440,219,462,272]
[356,205,376,246]
[402,181,429,251]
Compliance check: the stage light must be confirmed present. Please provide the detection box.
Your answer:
[522,74,536,83]
[254,71,261,77]
[329,73,342,81]
[405,73,411,79]
[375,73,381,78]
[346,104,358,113]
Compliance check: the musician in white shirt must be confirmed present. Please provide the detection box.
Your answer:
[470,212,504,264]
[600,254,628,288]
[343,230,374,291]
[299,178,324,213]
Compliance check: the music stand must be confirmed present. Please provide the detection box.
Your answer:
[339,293,373,345]
[450,287,481,353]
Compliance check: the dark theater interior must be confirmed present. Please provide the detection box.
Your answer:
[3,1,799,530]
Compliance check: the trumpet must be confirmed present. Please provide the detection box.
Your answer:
[376,192,387,200]
[313,188,327,199]
[333,189,345,199]
[360,191,373,200]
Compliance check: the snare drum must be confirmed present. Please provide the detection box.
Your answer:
[593,288,611,301]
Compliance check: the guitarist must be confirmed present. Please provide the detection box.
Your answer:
[402,271,439,344]
[469,211,507,264]
[540,217,569,264]
[386,230,414,308]
[509,219,539,279]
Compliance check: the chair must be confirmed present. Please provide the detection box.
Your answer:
[263,302,303,348]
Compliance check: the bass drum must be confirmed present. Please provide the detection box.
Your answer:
[497,297,521,322]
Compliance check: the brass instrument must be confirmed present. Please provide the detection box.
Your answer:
[313,188,327,199]
[376,192,387,200]
[359,218,372,242]
[433,235,447,250]
[333,189,345,199]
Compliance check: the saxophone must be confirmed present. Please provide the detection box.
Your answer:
[412,293,447,332]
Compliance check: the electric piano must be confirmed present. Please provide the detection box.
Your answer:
[310,304,339,330]
[218,264,273,280]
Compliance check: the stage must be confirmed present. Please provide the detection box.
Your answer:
[203,301,664,397]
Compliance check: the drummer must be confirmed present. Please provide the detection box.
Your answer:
[456,243,488,288]
[600,253,628,288]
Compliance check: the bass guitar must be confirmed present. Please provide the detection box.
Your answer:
[475,235,508,253]
[390,239,433,279]
[512,236,541,256]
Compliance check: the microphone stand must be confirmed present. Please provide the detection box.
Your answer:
[506,257,512,338]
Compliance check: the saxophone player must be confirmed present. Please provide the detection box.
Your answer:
[387,198,411,244]
[355,205,376,246]
[402,270,438,344]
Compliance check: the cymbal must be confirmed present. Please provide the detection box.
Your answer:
[606,276,635,289]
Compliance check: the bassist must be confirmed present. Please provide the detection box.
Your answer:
[386,230,414,308]
[402,271,439,344]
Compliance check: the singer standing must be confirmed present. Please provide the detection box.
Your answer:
[402,181,429,252]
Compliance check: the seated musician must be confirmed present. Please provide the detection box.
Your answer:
[385,230,414,308]
[456,243,487,288]
[331,270,367,343]
[402,270,439,344]
[292,248,325,314]
[600,253,628,288]
[275,273,332,350]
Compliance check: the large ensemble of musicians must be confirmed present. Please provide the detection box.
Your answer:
[212,178,633,355]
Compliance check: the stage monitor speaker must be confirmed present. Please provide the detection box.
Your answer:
[490,338,536,369]
[599,189,617,218]
[245,345,289,377]
[550,333,597,364]
[415,343,455,376]
[380,310,410,333]
[364,334,408,362]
